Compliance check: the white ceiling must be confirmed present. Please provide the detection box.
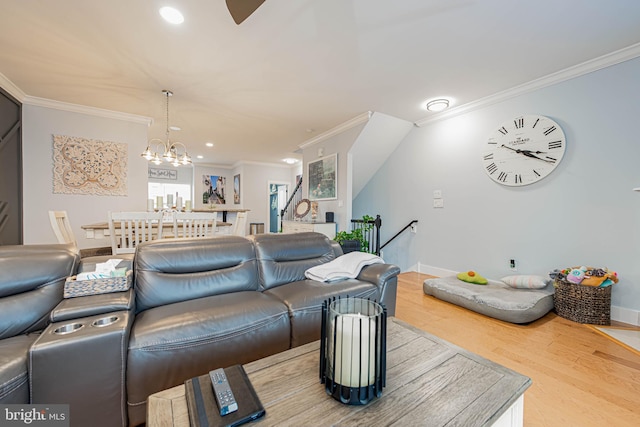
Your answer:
[2,0,640,166]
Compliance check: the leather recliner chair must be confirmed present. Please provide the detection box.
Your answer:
[0,244,79,403]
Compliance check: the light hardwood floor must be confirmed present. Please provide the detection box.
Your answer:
[395,272,640,427]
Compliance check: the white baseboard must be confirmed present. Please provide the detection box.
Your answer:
[611,306,640,326]
[409,263,640,326]
[411,262,458,277]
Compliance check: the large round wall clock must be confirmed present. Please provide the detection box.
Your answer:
[482,115,566,186]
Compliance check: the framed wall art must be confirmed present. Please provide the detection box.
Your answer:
[149,168,177,180]
[202,174,226,204]
[234,174,241,204]
[308,153,337,201]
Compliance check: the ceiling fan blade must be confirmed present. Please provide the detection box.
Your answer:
[226,0,266,25]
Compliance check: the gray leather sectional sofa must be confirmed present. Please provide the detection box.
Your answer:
[3,232,400,427]
[0,243,79,404]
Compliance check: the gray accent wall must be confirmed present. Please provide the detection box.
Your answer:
[354,56,640,316]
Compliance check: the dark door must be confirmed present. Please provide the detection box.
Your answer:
[0,87,22,245]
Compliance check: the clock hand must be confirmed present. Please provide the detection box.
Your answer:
[500,144,519,153]
[500,145,553,163]
[520,151,555,163]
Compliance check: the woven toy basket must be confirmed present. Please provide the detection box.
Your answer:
[553,279,611,325]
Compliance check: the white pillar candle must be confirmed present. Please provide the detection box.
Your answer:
[333,313,376,387]
[185,200,192,212]
[176,196,183,211]
[167,194,173,208]
[147,199,154,212]
[156,196,163,210]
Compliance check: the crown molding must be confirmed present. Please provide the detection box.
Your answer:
[415,42,640,127]
[298,111,372,149]
[0,73,153,125]
[23,95,152,125]
[232,159,299,169]
[0,72,26,102]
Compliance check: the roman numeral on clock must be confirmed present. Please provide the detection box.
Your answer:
[543,126,557,136]
[533,169,540,177]
[486,163,498,174]
[532,118,540,128]
[515,174,522,184]
[483,153,494,161]
[514,118,524,129]
[498,126,508,135]
[548,141,562,149]
[498,171,508,182]
[545,156,557,163]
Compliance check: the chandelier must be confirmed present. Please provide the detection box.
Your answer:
[141,90,192,167]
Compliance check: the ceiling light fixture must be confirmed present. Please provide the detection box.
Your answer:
[159,7,184,24]
[282,158,298,164]
[141,90,192,167]
[425,98,450,112]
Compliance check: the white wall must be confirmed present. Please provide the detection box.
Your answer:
[354,56,640,315]
[302,123,366,232]
[22,104,149,249]
[236,162,295,234]
[193,164,234,210]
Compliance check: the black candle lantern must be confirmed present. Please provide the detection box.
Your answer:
[319,297,387,405]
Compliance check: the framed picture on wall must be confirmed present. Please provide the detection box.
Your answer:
[308,153,337,201]
[149,168,177,180]
[202,175,226,204]
[234,174,241,204]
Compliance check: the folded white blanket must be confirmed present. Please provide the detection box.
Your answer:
[305,252,383,282]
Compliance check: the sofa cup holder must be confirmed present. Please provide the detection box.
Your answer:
[91,315,119,328]
[54,322,84,335]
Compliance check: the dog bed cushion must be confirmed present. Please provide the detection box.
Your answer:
[423,275,554,324]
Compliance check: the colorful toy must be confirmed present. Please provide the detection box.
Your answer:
[553,266,619,287]
[566,268,585,284]
[457,270,488,285]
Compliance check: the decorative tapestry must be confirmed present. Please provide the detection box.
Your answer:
[53,135,128,196]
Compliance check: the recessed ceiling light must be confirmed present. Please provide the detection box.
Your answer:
[282,158,299,164]
[169,126,181,131]
[205,142,214,147]
[424,98,450,112]
[197,155,204,159]
[159,7,184,25]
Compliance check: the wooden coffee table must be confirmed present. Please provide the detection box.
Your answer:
[147,318,530,426]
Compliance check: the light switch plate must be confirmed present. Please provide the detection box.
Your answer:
[433,190,442,198]
[433,199,444,208]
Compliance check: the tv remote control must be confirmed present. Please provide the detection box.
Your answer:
[209,368,238,416]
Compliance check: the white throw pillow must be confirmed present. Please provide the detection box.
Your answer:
[501,275,549,289]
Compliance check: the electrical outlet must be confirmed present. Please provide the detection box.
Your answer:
[433,189,442,198]
[433,199,444,208]
[509,259,517,271]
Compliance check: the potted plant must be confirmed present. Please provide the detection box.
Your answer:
[334,215,374,253]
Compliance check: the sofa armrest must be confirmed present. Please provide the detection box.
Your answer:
[356,263,401,316]
[50,289,135,323]
[330,240,344,257]
[30,310,133,427]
